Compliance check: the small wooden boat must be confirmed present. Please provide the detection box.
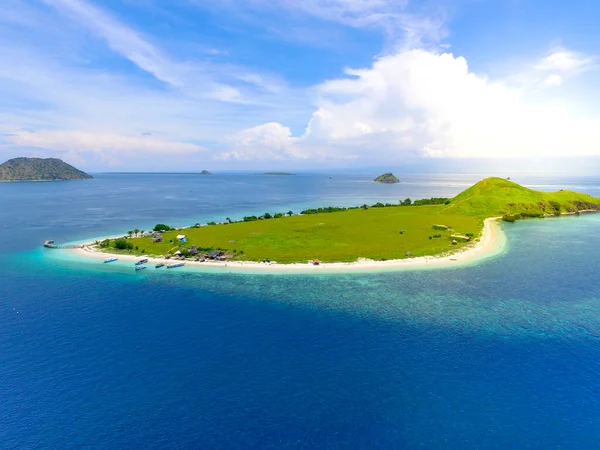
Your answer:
[155,263,165,268]
[135,265,147,271]
[135,258,149,266]
[104,257,118,263]
[167,262,185,269]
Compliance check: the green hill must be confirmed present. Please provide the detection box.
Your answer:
[0,157,92,181]
[443,177,600,219]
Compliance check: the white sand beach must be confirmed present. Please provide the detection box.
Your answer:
[70,217,504,273]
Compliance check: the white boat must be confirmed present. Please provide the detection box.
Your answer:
[135,265,147,271]
[167,262,186,269]
[104,257,118,263]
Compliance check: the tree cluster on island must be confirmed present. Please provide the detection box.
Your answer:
[300,197,450,214]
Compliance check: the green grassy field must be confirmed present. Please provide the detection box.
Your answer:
[114,206,481,263]
[97,178,600,263]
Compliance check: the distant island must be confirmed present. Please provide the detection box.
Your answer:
[264,172,295,176]
[71,178,600,267]
[0,157,92,182]
[200,170,212,175]
[374,173,400,184]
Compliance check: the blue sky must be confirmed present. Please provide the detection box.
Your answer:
[1,0,600,171]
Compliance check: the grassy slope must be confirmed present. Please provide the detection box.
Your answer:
[443,177,600,217]
[102,177,600,263]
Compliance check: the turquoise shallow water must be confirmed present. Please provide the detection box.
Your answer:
[2,173,600,448]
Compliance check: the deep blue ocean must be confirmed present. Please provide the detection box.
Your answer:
[2,172,600,449]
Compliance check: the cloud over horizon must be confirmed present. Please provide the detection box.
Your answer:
[241,48,600,161]
[1,0,600,170]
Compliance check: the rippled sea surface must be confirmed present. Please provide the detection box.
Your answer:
[2,173,600,448]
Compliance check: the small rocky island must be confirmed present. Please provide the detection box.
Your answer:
[374,173,400,184]
[0,157,93,181]
[200,170,212,175]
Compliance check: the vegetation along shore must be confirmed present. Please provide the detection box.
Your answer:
[70,178,600,269]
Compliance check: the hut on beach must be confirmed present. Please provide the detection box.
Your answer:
[312,259,321,266]
[176,234,187,244]
[207,250,224,260]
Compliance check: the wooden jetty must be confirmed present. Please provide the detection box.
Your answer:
[43,240,83,249]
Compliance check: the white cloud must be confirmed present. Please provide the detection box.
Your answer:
[39,0,294,103]
[544,74,563,87]
[7,130,204,154]
[534,49,595,89]
[238,49,600,161]
[0,0,313,169]
[41,0,186,87]
[3,2,600,169]
[215,0,446,49]
[535,49,593,73]
[220,122,304,160]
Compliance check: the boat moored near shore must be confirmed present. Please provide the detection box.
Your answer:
[167,262,185,269]
[104,257,118,263]
[135,258,149,266]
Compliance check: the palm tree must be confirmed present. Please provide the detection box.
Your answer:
[226,217,232,223]
[134,228,140,237]
[140,229,145,236]
[127,230,133,238]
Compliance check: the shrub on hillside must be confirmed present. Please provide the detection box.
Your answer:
[114,239,133,250]
[519,211,544,219]
[413,197,450,206]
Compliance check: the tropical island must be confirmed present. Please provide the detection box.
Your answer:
[200,170,212,175]
[0,157,92,181]
[71,178,600,268]
[374,172,400,183]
